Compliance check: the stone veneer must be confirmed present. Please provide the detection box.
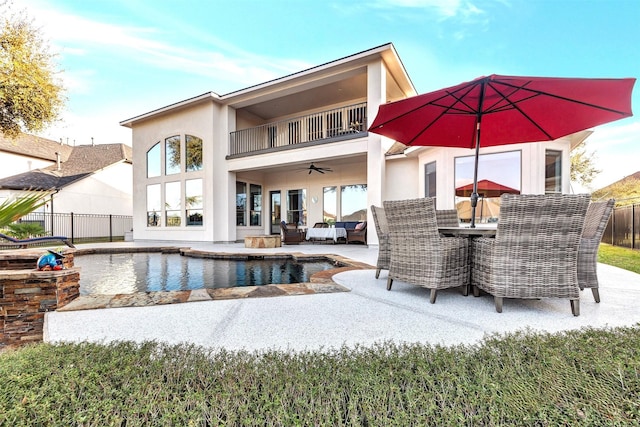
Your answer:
[0,248,79,349]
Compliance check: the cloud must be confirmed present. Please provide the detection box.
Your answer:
[16,0,312,91]
[370,0,488,20]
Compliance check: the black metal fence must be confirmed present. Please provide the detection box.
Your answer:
[602,204,639,250]
[15,212,133,244]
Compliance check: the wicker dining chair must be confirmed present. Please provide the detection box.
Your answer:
[436,209,460,227]
[383,198,469,304]
[370,205,390,279]
[471,194,590,316]
[578,199,615,303]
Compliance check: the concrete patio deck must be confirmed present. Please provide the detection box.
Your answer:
[44,241,640,352]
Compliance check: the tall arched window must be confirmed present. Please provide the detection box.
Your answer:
[147,143,161,178]
[145,134,204,228]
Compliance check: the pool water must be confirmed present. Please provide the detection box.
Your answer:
[75,253,338,295]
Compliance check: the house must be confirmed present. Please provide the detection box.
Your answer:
[120,43,586,244]
[0,133,73,180]
[0,136,133,216]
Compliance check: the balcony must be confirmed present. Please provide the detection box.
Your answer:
[228,102,367,158]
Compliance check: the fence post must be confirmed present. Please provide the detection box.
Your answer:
[633,204,636,250]
[109,214,113,242]
[70,212,74,244]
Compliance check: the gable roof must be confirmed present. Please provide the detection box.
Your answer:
[0,133,74,162]
[0,143,132,191]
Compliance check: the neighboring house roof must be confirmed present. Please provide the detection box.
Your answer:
[0,133,74,162]
[0,143,132,191]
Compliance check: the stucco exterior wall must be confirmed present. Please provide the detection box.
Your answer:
[0,152,53,179]
[131,102,216,242]
[52,162,133,215]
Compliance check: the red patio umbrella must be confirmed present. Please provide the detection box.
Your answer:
[455,179,520,198]
[369,74,635,226]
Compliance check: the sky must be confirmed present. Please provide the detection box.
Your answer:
[8,0,640,191]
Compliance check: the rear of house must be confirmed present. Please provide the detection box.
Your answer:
[121,43,581,245]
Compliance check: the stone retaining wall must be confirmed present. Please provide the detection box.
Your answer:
[0,249,79,349]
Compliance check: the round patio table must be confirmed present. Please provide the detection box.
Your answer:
[438,227,497,237]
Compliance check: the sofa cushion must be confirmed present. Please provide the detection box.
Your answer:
[355,222,365,230]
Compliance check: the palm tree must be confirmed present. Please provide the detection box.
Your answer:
[0,192,51,229]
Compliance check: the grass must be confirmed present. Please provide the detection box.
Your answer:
[598,243,640,274]
[1,327,640,426]
[0,244,637,425]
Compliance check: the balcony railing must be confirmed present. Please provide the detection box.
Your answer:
[229,102,367,157]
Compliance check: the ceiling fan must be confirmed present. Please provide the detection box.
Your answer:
[303,163,333,174]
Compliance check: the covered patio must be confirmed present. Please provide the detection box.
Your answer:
[44,240,640,352]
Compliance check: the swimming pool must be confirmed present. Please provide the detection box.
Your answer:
[75,252,340,295]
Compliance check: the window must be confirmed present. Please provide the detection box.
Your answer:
[185,135,203,172]
[147,184,161,227]
[147,143,161,178]
[287,189,307,226]
[165,135,181,175]
[341,185,367,221]
[185,179,203,226]
[545,150,562,194]
[323,186,337,225]
[424,161,436,198]
[165,181,181,226]
[145,134,204,228]
[249,184,262,226]
[236,182,247,226]
[454,151,521,224]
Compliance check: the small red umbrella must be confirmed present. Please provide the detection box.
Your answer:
[369,74,635,226]
[455,179,520,198]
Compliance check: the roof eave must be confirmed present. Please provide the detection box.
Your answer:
[119,91,221,128]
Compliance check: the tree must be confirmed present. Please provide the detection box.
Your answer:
[592,176,640,207]
[570,142,600,188]
[0,2,64,138]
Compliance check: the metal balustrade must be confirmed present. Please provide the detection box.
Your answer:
[7,212,133,246]
[229,102,367,157]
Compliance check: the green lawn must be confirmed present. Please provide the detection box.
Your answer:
[2,328,640,426]
[598,243,640,274]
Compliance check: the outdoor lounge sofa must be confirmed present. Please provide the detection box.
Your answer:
[471,194,590,316]
[346,221,367,244]
[578,199,615,302]
[0,232,75,248]
[384,198,469,304]
[334,221,366,244]
[371,205,390,279]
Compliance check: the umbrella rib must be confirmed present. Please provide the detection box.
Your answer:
[394,83,481,145]
[370,80,479,130]
[495,80,632,116]
[485,81,554,139]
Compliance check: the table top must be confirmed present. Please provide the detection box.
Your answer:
[438,227,497,237]
[306,227,347,240]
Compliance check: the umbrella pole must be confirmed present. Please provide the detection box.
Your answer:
[470,80,487,228]
[470,121,482,228]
